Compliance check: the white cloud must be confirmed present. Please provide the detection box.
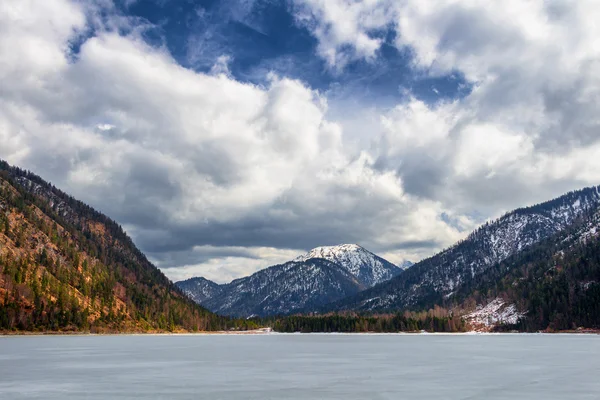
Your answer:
[453,124,533,178]
[4,0,600,282]
[156,246,302,283]
[0,0,470,281]
[210,55,233,76]
[297,0,600,211]
[96,123,115,131]
[292,0,391,69]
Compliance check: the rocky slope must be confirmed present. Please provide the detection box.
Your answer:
[326,185,600,313]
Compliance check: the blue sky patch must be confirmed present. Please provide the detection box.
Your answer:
[116,0,471,106]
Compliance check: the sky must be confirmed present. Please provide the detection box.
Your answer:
[2,0,600,283]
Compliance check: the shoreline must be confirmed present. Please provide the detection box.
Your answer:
[0,328,274,336]
[1,329,599,336]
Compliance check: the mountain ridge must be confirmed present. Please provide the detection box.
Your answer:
[3,157,599,332]
[176,276,224,305]
[265,187,600,333]
[176,243,403,317]
[323,185,600,313]
[455,206,600,331]
[201,258,365,317]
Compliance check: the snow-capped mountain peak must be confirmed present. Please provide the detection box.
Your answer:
[294,244,401,287]
[176,244,403,317]
[294,244,365,263]
[178,259,365,317]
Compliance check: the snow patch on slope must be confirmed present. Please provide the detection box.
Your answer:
[464,298,526,331]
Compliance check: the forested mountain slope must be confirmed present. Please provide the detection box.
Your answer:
[326,186,600,313]
[0,161,251,332]
[454,209,600,331]
[270,194,600,333]
[177,276,224,305]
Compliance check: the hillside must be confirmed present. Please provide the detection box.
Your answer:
[0,161,253,333]
[455,209,600,332]
[177,277,224,305]
[325,185,600,314]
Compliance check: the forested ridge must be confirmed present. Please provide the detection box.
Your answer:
[0,161,258,333]
[448,210,600,332]
[265,307,466,333]
[325,185,600,314]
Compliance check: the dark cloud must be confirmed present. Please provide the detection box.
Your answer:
[148,246,261,269]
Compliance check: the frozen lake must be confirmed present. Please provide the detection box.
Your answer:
[0,333,599,399]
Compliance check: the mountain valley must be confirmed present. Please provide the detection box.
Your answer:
[2,158,600,333]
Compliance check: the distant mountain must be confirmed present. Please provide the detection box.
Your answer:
[0,160,245,332]
[176,244,402,317]
[325,185,600,313]
[399,260,414,270]
[294,244,402,287]
[176,277,224,305]
[198,259,365,317]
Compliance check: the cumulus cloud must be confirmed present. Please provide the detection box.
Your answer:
[297,0,600,211]
[3,0,600,283]
[0,0,472,281]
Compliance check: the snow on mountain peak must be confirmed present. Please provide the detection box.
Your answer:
[295,244,363,259]
[294,244,401,287]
